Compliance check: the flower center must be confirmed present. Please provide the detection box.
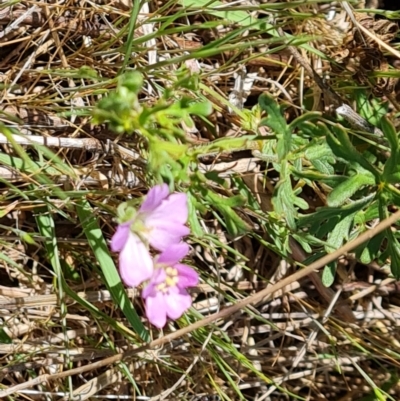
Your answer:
[132,216,146,232]
[156,266,178,293]
[131,215,154,244]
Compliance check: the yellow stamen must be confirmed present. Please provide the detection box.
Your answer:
[166,276,178,287]
[166,266,178,276]
[156,282,167,293]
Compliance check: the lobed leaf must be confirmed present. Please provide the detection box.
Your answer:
[327,173,376,207]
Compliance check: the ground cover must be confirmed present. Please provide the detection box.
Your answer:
[0,0,400,400]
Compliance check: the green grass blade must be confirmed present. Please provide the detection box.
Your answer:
[76,198,149,342]
[35,206,74,397]
[120,0,143,73]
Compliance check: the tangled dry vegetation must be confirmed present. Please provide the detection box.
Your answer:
[1,0,400,400]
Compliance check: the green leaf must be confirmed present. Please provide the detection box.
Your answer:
[311,158,335,175]
[204,171,228,186]
[305,141,335,161]
[385,170,400,183]
[381,117,400,181]
[292,233,312,253]
[297,121,331,138]
[273,174,297,226]
[302,250,327,266]
[289,112,322,130]
[327,173,376,207]
[292,169,344,185]
[303,141,336,175]
[187,191,204,238]
[354,200,380,224]
[218,205,251,236]
[272,162,308,229]
[383,148,400,182]
[179,0,256,26]
[220,194,247,208]
[378,199,400,279]
[298,196,373,239]
[35,207,65,304]
[198,135,257,155]
[389,240,400,279]
[326,214,354,251]
[120,71,144,93]
[356,232,385,264]
[205,190,251,235]
[326,124,381,179]
[299,196,371,225]
[385,225,400,279]
[354,89,388,128]
[0,327,11,344]
[381,115,398,152]
[76,199,149,341]
[0,153,61,176]
[322,262,336,287]
[259,94,291,160]
[186,100,213,116]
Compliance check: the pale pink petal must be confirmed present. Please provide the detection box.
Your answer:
[139,184,170,213]
[157,243,189,265]
[175,264,199,288]
[110,222,132,252]
[145,291,167,328]
[141,283,153,299]
[142,268,166,299]
[165,288,192,320]
[147,223,190,251]
[119,232,153,287]
[145,193,188,225]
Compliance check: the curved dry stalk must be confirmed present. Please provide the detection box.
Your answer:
[0,288,137,309]
[0,132,103,151]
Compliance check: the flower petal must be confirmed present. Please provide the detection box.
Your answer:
[146,222,190,251]
[145,291,167,328]
[165,287,192,320]
[139,184,170,213]
[141,192,190,250]
[175,264,199,288]
[119,232,153,287]
[110,222,132,252]
[146,193,188,225]
[142,268,166,298]
[157,243,189,265]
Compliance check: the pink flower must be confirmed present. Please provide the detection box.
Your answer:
[136,184,190,251]
[110,184,190,287]
[142,243,199,328]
